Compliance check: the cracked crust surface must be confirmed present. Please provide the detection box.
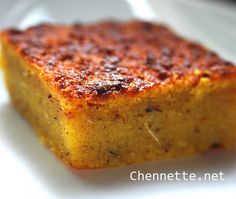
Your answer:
[2,20,236,101]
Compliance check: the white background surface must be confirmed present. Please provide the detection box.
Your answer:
[0,0,236,198]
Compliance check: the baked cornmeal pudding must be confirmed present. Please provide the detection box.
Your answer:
[1,21,236,169]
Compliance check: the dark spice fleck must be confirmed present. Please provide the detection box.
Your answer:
[106,56,120,64]
[211,143,223,149]
[103,64,117,72]
[141,22,154,31]
[145,105,162,112]
[73,22,82,29]
[46,57,57,67]
[8,28,23,35]
[161,60,173,70]
[108,150,118,157]
[221,61,233,66]
[202,72,210,78]
[103,47,114,55]
[191,49,200,59]
[145,107,153,112]
[158,71,168,81]
[194,127,200,133]
[31,38,44,48]
[206,51,217,58]
[163,142,171,152]
[60,54,74,62]
[145,54,156,66]
[161,47,172,57]
[59,83,66,89]
[91,81,124,95]
[183,59,191,68]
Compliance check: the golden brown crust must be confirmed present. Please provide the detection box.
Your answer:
[2,21,236,100]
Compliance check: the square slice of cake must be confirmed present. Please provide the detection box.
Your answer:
[1,21,236,168]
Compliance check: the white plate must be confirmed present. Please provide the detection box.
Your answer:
[0,0,236,198]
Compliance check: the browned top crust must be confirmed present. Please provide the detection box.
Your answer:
[2,21,236,100]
